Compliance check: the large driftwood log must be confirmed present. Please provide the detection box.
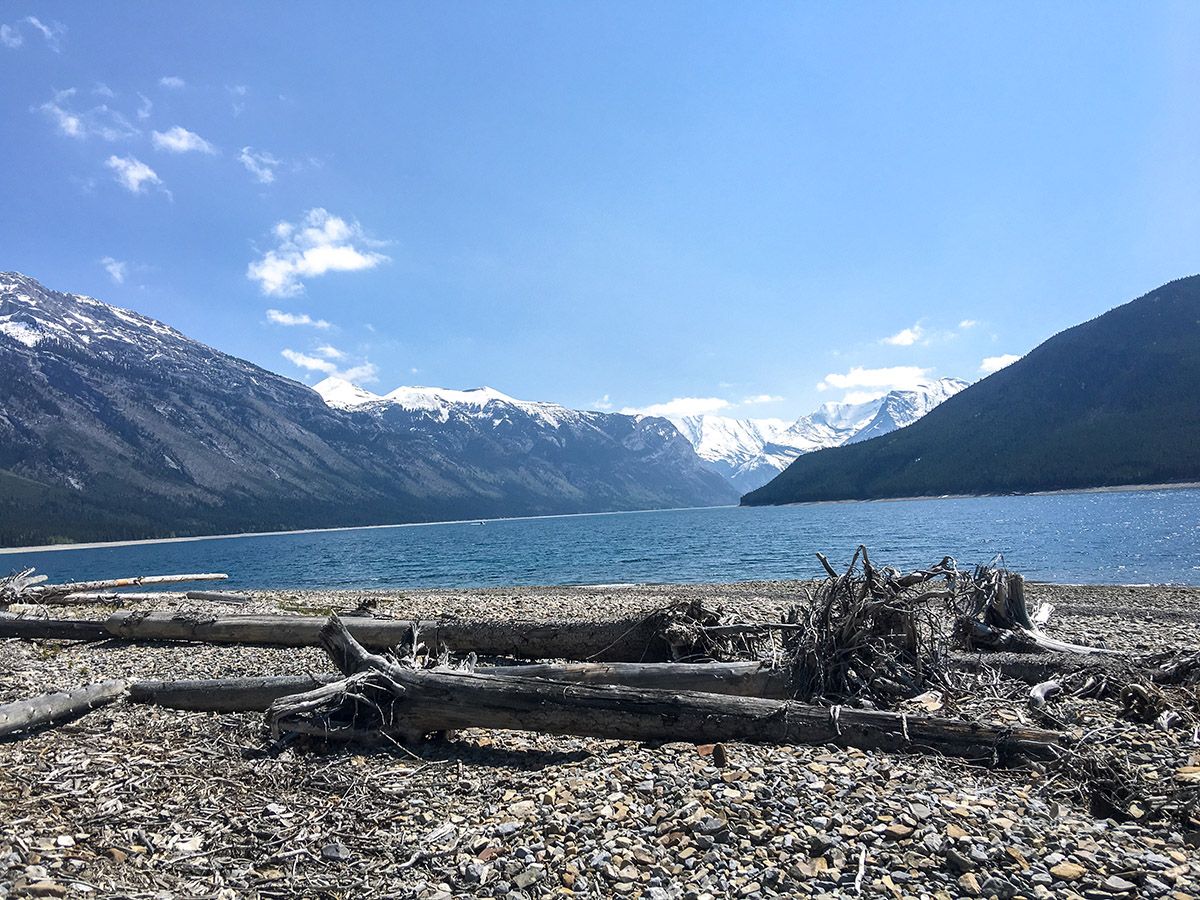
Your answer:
[0,614,109,641]
[103,611,671,661]
[131,661,795,712]
[0,680,128,738]
[42,590,250,606]
[264,618,1064,762]
[30,573,229,601]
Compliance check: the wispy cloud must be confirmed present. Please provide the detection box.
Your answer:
[314,344,344,360]
[266,309,331,329]
[37,89,138,140]
[105,155,162,193]
[959,319,978,329]
[159,75,186,89]
[0,24,22,48]
[818,365,932,394]
[24,16,64,51]
[881,324,924,346]
[238,146,280,183]
[621,397,731,418]
[99,256,127,284]
[281,348,378,384]
[92,82,115,98]
[980,353,1020,374]
[136,93,153,120]
[152,125,216,154]
[742,393,783,405]
[247,208,389,297]
[592,394,613,410]
[227,84,248,116]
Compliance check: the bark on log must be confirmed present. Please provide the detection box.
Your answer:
[131,661,795,712]
[0,680,128,738]
[264,617,1064,762]
[103,611,670,661]
[0,614,109,641]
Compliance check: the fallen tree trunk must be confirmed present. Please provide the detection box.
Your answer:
[32,573,229,602]
[131,661,795,711]
[0,680,128,738]
[44,590,251,606]
[264,618,1064,762]
[0,615,109,641]
[103,611,672,661]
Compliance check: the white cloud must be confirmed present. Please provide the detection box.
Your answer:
[817,365,932,392]
[1,24,22,48]
[281,348,378,384]
[238,146,280,183]
[592,394,613,410]
[136,93,153,120]
[99,257,127,284]
[37,89,139,141]
[621,397,731,418]
[24,16,64,51]
[105,155,162,193]
[881,324,924,347]
[93,82,115,98]
[959,319,978,329]
[314,344,344,360]
[980,353,1020,374]
[152,125,216,154]
[742,393,784,405]
[266,309,331,329]
[159,75,186,89]
[247,208,389,297]
[227,84,248,115]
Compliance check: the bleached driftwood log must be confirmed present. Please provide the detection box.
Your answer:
[0,680,128,738]
[101,611,673,661]
[30,573,229,603]
[263,617,1064,762]
[44,590,250,606]
[131,661,796,712]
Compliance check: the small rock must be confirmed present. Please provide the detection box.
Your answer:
[958,872,982,896]
[1102,875,1137,894]
[321,842,351,862]
[1050,862,1086,881]
[512,865,545,889]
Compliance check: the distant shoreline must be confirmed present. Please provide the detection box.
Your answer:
[750,479,1200,508]
[2,480,1196,556]
[0,504,737,555]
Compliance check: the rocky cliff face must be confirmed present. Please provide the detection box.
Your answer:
[0,273,736,546]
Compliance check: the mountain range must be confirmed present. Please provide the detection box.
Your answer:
[744,275,1200,506]
[0,273,735,547]
[668,379,967,492]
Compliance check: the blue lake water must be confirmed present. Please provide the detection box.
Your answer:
[3,487,1200,589]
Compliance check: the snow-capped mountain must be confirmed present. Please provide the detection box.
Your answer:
[0,273,736,546]
[844,379,968,445]
[673,379,968,493]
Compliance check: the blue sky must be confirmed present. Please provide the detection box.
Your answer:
[2,3,1198,420]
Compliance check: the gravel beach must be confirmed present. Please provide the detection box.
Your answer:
[1,580,1197,899]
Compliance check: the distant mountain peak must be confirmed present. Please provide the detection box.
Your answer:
[313,376,382,408]
[671,378,968,493]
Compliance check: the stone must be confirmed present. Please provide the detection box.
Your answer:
[1102,875,1137,894]
[512,865,545,889]
[321,842,351,862]
[1051,862,1087,881]
[958,872,982,896]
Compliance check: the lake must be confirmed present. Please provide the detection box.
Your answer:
[3,487,1200,589]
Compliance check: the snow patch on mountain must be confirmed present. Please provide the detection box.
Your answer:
[675,379,968,493]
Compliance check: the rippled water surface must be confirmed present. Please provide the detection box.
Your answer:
[4,488,1200,588]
